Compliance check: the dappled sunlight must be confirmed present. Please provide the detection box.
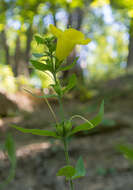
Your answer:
[0,142,51,160]
[16,142,51,157]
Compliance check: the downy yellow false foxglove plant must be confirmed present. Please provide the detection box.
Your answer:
[12,24,104,190]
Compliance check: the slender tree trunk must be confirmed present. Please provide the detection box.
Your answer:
[75,8,84,30]
[14,24,32,77]
[127,18,133,69]
[52,11,57,26]
[24,24,33,77]
[1,30,10,65]
[67,12,72,28]
[14,36,21,77]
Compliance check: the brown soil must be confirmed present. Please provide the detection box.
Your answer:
[0,91,133,190]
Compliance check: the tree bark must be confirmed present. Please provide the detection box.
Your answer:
[52,10,57,26]
[24,24,33,77]
[13,24,33,77]
[14,36,21,77]
[67,12,73,28]
[127,18,133,68]
[1,30,10,65]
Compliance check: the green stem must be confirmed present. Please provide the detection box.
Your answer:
[53,72,64,121]
[58,93,74,190]
[70,180,74,190]
[52,68,74,190]
[63,138,70,164]
[58,95,74,190]
[63,138,74,190]
[58,96,64,122]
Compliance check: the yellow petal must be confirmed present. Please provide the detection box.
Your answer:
[63,28,91,45]
[49,24,63,38]
[63,28,85,43]
[56,38,75,61]
[50,25,91,60]
[79,38,91,45]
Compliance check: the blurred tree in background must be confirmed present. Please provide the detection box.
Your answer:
[0,0,132,93]
[110,0,133,69]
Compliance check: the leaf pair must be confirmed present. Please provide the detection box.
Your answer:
[11,100,104,139]
[31,35,56,74]
[30,60,52,73]
[57,157,85,180]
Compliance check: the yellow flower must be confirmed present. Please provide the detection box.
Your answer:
[49,24,91,61]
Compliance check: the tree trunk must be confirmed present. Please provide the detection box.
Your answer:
[127,18,133,69]
[52,11,57,26]
[67,12,72,28]
[24,24,33,77]
[73,8,84,30]
[1,30,10,65]
[14,36,21,77]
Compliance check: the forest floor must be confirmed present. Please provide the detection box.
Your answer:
[0,84,133,190]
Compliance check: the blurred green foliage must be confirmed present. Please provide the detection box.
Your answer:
[117,144,133,163]
[0,134,16,189]
[0,65,17,92]
[0,0,132,93]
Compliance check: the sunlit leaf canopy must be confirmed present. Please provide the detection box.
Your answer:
[56,0,84,8]
[110,0,133,17]
[110,0,133,10]
[91,0,109,7]
[0,0,132,91]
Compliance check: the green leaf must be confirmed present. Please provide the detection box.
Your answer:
[35,34,45,45]
[116,144,133,162]
[56,165,76,178]
[63,74,77,94]
[58,57,79,72]
[111,0,133,10]
[69,121,94,136]
[90,100,104,126]
[69,100,104,136]
[32,53,46,58]
[0,134,16,188]
[30,60,51,72]
[72,157,86,179]
[11,125,60,139]
[5,134,16,165]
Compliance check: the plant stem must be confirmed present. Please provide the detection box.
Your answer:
[63,138,70,164]
[58,96,64,122]
[63,138,74,190]
[53,72,74,190]
[58,95,74,190]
